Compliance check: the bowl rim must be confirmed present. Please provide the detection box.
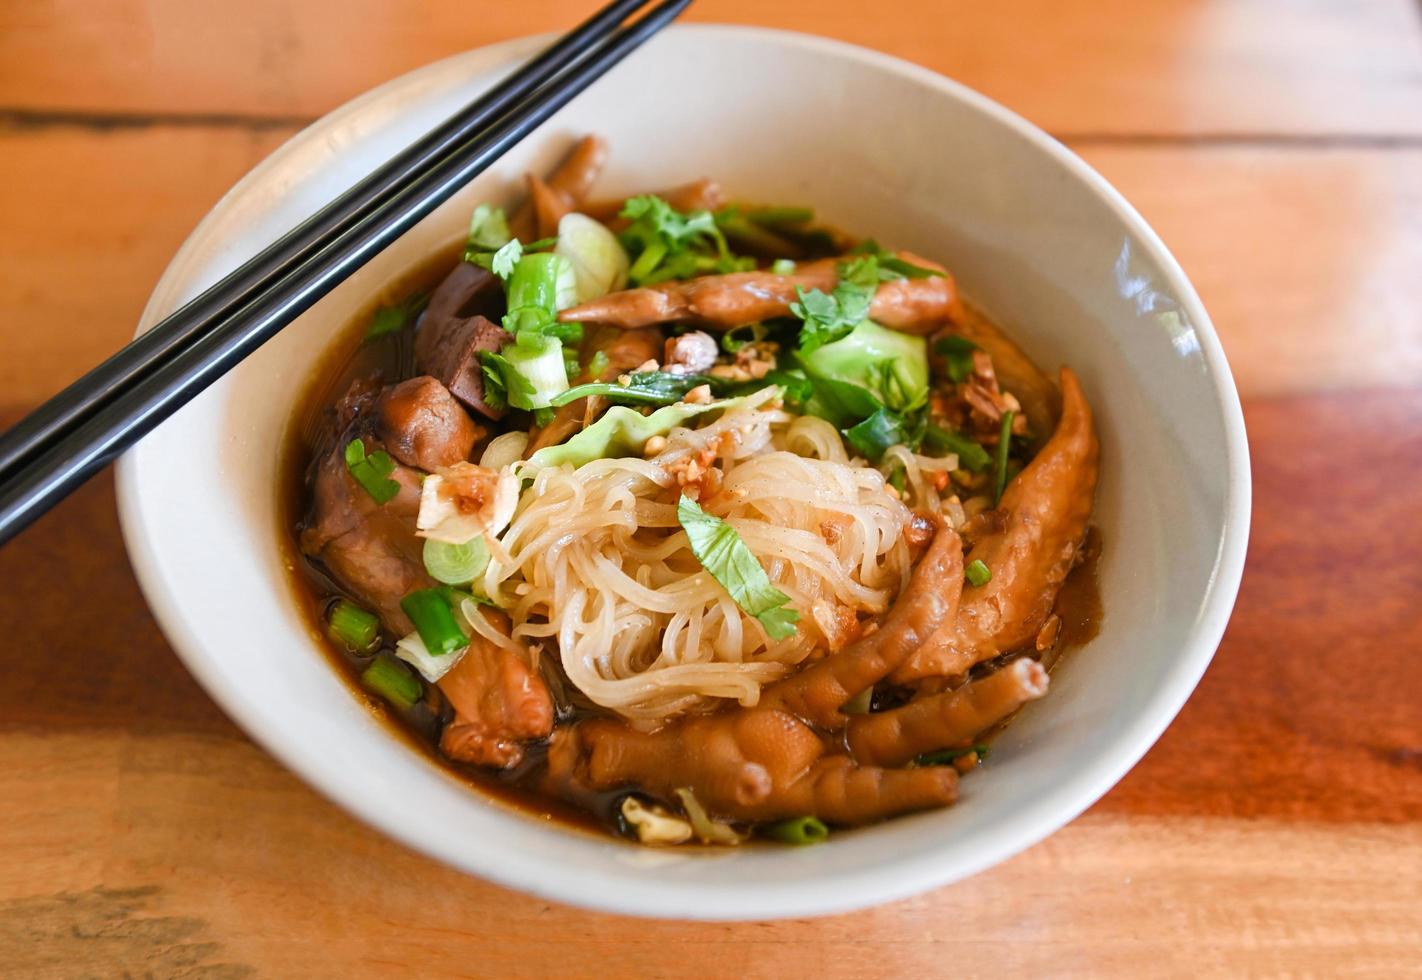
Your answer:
[117,23,1251,919]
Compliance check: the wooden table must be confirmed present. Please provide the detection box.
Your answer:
[2,2,1420,975]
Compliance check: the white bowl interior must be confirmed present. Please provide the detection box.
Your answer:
[118,26,1249,920]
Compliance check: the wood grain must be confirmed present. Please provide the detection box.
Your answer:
[3,0,1422,137]
[2,130,1419,413]
[2,1,1422,975]
[1,392,1419,976]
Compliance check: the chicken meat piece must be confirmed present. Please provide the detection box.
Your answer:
[558,252,965,333]
[893,368,1099,684]
[438,614,555,770]
[509,135,608,240]
[544,516,983,826]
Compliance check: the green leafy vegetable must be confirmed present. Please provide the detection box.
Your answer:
[760,816,829,845]
[993,410,1016,504]
[923,425,992,472]
[754,368,814,405]
[797,319,929,416]
[366,291,429,341]
[360,655,423,711]
[917,744,990,766]
[525,396,751,470]
[677,496,799,641]
[965,559,992,587]
[343,439,400,504]
[934,334,979,383]
[551,371,717,408]
[399,589,467,656]
[844,407,924,462]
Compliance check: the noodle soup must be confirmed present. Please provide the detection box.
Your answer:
[286,136,1101,846]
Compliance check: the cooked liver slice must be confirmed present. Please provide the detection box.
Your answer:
[415,263,511,419]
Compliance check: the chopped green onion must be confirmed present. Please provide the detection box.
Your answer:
[992,410,1015,504]
[423,537,489,586]
[360,654,423,711]
[327,599,380,652]
[399,589,467,656]
[437,584,495,609]
[917,744,990,766]
[760,816,829,845]
[923,425,992,472]
[343,439,400,504]
[965,559,992,587]
[769,258,796,276]
[499,339,570,409]
[505,252,574,321]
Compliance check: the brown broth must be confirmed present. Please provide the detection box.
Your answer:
[277,249,1104,839]
[277,245,627,839]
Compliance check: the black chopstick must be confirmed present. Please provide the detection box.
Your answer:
[0,0,657,481]
[0,0,693,546]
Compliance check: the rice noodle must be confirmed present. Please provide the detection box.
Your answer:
[880,445,958,515]
[483,389,914,722]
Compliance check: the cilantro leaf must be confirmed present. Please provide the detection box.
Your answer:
[677,496,799,640]
[789,256,884,355]
[489,238,522,280]
[366,290,429,341]
[466,204,512,253]
[618,194,748,285]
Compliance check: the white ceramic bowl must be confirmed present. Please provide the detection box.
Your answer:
[117,26,1249,920]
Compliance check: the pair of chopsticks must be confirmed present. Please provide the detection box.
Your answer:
[0,0,692,547]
